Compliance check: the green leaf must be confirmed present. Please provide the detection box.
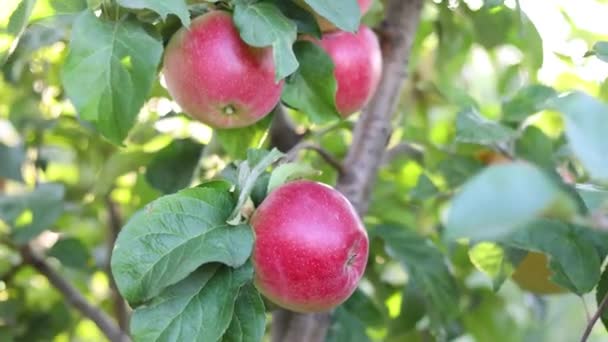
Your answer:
[300,0,360,32]
[61,11,163,144]
[342,289,385,328]
[222,284,266,342]
[469,6,513,49]
[116,0,190,27]
[145,139,203,194]
[228,148,283,225]
[375,225,459,323]
[591,41,608,63]
[515,126,553,168]
[267,162,319,194]
[48,238,91,269]
[576,183,608,212]
[597,264,608,332]
[266,0,321,37]
[446,162,572,241]
[468,242,517,291]
[93,151,153,196]
[502,85,557,123]
[282,41,341,124]
[216,114,273,160]
[549,92,608,181]
[505,219,601,294]
[130,263,252,342]
[7,0,36,37]
[233,1,298,81]
[389,283,426,336]
[111,185,254,304]
[0,143,25,182]
[326,306,370,342]
[410,174,439,201]
[0,183,65,244]
[455,107,516,146]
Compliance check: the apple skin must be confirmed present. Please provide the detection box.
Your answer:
[162,11,282,129]
[317,25,382,117]
[251,180,369,313]
[358,0,373,13]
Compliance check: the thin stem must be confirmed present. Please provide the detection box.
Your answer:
[21,244,130,342]
[285,142,344,176]
[105,196,130,331]
[580,291,608,342]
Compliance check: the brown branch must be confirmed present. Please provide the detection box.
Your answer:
[285,142,344,175]
[580,291,608,342]
[270,1,424,341]
[20,244,130,342]
[105,196,130,331]
[337,0,424,214]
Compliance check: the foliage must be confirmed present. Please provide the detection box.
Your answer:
[1,0,608,341]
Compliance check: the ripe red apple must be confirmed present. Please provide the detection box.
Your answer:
[251,180,369,313]
[317,25,382,117]
[162,11,282,129]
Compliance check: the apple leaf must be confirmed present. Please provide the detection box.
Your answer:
[267,161,320,194]
[145,139,203,194]
[233,1,298,81]
[590,41,608,63]
[468,243,522,291]
[266,0,321,38]
[130,263,252,342]
[446,162,575,241]
[0,183,65,244]
[116,0,190,27]
[549,92,608,181]
[0,143,25,182]
[222,284,266,342]
[342,289,385,328]
[6,0,35,37]
[282,41,341,124]
[111,183,254,304]
[504,219,601,295]
[216,113,274,160]
[596,264,608,332]
[300,0,360,32]
[61,11,162,144]
[455,107,516,146]
[502,85,556,123]
[375,225,459,324]
[326,306,371,342]
[227,148,284,225]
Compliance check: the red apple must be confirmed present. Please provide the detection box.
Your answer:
[251,180,369,313]
[317,25,382,117]
[162,11,282,129]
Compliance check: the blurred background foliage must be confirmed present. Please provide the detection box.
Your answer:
[1,0,608,341]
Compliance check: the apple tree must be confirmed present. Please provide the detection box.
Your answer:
[1,0,608,341]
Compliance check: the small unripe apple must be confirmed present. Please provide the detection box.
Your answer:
[251,180,369,313]
[162,11,282,129]
[316,26,382,117]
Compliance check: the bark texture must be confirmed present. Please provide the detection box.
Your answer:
[270,0,424,340]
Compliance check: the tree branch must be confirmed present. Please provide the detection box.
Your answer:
[580,291,608,342]
[20,244,130,342]
[105,196,130,331]
[337,0,424,214]
[270,1,424,341]
[285,142,344,175]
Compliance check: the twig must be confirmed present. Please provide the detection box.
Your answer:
[105,196,130,331]
[581,291,608,342]
[20,244,130,342]
[285,142,344,175]
[382,142,425,164]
